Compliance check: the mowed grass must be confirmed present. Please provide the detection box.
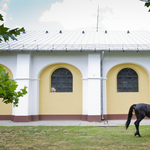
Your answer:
[0,126,150,150]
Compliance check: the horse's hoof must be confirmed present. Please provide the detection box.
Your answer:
[135,133,141,137]
[139,135,142,137]
[135,133,142,137]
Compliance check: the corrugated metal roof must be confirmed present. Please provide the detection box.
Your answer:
[0,30,150,51]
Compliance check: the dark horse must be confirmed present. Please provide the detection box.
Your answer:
[125,103,150,137]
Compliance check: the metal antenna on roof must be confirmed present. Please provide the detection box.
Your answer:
[96,5,99,32]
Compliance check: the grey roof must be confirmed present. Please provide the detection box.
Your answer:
[0,30,150,51]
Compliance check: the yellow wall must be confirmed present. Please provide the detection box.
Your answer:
[0,64,12,115]
[107,63,149,114]
[39,63,82,115]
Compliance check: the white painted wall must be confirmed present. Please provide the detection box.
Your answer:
[1,51,150,118]
[31,52,88,79]
[103,51,150,79]
[102,51,150,114]
[0,52,17,78]
[87,53,101,116]
[14,53,31,116]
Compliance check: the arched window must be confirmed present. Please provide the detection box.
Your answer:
[117,68,138,92]
[51,68,73,92]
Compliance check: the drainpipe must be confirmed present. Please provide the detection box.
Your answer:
[101,51,104,120]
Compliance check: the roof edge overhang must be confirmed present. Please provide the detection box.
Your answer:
[0,49,150,52]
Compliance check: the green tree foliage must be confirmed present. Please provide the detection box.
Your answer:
[145,2,150,12]
[0,14,25,43]
[0,14,27,107]
[0,65,27,107]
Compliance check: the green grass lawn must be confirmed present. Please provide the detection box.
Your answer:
[0,126,150,150]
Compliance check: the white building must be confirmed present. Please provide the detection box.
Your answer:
[0,30,150,122]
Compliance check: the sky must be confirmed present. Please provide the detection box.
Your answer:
[0,0,150,31]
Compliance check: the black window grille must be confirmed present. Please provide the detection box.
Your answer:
[117,68,138,92]
[51,68,73,92]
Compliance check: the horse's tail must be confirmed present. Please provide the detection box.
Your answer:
[125,104,136,129]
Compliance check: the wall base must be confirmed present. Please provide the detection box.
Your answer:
[0,115,101,122]
[39,115,101,122]
[0,115,12,120]
[39,115,82,120]
[87,115,101,122]
[2,114,149,122]
[11,116,31,122]
[104,114,129,120]
[104,114,150,120]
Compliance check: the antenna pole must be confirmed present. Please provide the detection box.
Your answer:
[96,5,99,32]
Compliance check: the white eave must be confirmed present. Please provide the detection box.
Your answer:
[0,30,150,52]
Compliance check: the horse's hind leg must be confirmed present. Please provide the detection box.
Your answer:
[134,120,141,137]
[134,115,145,137]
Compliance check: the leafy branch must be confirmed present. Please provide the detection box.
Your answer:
[145,2,150,12]
[0,65,27,107]
[0,14,25,43]
[0,14,27,107]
